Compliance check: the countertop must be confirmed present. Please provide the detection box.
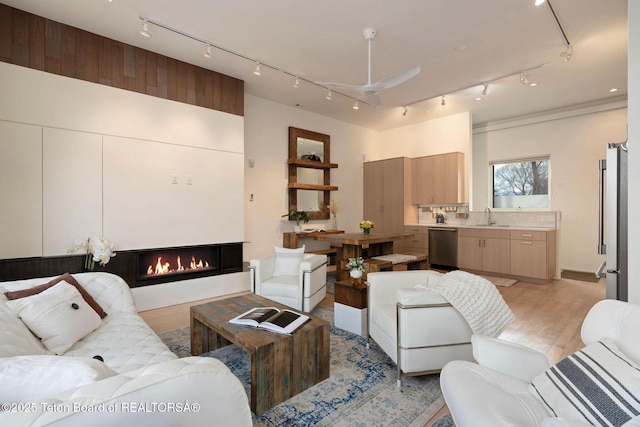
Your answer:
[405,223,557,231]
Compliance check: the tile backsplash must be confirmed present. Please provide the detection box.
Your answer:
[418,208,558,228]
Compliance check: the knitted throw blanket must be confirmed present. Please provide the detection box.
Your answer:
[419,270,515,337]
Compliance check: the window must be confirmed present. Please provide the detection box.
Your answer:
[491,156,550,209]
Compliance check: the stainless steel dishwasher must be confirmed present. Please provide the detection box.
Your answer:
[428,227,458,269]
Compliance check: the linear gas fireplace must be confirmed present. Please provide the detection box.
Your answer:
[137,245,220,283]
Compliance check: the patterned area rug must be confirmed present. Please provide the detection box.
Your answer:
[160,306,444,426]
[432,414,455,427]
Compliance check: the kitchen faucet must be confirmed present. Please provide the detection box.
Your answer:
[484,207,495,226]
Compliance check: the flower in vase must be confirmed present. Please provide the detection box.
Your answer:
[346,257,367,272]
[359,220,375,234]
[69,237,116,267]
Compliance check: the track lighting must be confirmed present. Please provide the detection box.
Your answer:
[325,89,333,100]
[401,106,408,116]
[561,44,573,61]
[441,96,446,106]
[139,18,151,38]
[353,99,360,110]
[482,83,489,96]
[253,62,262,76]
[293,77,300,88]
[520,72,529,85]
[203,43,212,59]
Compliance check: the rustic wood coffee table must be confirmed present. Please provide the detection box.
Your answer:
[190,293,330,414]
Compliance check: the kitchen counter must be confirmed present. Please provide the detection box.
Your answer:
[406,223,557,231]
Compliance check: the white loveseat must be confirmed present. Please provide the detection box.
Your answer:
[0,272,252,427]
[441,299,640,427]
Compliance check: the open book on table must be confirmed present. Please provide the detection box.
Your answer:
[229,307,309,334]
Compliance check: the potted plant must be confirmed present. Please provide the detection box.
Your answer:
[282,209,310,232]
[359,220,375,235]
[346,257,367,279]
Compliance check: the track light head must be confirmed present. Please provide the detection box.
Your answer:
[401,106,408,116]
[561,44,573,61]
[139,18,151,38]
[535,0,546,5]
[482,83,489,96]
[520,72,529,85]
[353,99,360,110]
[253,62,261,76]
[441,96,446,106]
[294,77,300,88]
[203,43,212,59]
[325,89,333,100]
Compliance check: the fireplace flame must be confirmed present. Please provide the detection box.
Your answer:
[146,254,210,277]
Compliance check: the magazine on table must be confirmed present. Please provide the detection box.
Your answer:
[229,307,309,334]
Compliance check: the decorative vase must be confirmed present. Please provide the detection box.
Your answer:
[84,254,95,272]
[349,269,363,279]
[294,225,301,232]
[330,215,337,230]
[362,228,370,235]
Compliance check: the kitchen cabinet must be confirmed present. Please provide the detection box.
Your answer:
[397,225,429,254]
[412,152,465,204]
[363,158,416,252]
[458,228,511,275]
[510,230,556,281]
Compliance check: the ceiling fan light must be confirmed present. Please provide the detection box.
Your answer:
[353,99,359,110]
[325,89,333,100]
[253,62,261,76]
[139,19,151,38]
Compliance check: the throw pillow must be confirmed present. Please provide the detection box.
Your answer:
[529,338,640,427]
[5,281,103,355]
[0,355,117,403]
[4,272,107,318]
[0,287,50,357]
[273,245,305,276]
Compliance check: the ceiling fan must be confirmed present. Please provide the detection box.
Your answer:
[317,28,421,108]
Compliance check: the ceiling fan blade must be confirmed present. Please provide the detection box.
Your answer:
[376,65,421,90]
[364,93,381,107]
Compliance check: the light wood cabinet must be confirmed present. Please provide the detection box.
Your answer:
[457,228,511,275]
[510,230,556,281]
[397,225,429,254]
[412,152,465,204]
[363,158,416,252]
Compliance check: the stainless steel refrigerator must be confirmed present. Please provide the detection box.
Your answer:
[596,141,628,301]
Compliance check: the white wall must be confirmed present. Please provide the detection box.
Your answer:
[243,95,379,261]
[473,105,628,274]
[628,0,639,303]
[0,62,248,309]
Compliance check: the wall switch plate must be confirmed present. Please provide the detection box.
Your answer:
[172,174,178,184]
[186,175,193,185]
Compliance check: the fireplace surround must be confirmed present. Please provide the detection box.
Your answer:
[0,243,243,287]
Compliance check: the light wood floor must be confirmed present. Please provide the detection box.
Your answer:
[139,276,605,426]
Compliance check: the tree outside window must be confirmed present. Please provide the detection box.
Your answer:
[491,157,550,208]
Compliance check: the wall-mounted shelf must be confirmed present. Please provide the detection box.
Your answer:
[288,159,338,169]
[288,183,339,191]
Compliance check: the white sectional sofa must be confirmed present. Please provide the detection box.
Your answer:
[0,272,252,426]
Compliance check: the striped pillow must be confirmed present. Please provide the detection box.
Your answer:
[529,338,640,426]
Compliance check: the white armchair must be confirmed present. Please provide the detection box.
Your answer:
[441,299,640,427]
[249,253,327,312]
[367,270,475,386]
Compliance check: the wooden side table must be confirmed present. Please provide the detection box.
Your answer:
[334,279,368,337]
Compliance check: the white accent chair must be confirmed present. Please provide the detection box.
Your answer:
[440,300,640,427]
[249,253,327,312]
[367,270,474,386]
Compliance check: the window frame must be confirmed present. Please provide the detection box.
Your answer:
[489,155,551,210]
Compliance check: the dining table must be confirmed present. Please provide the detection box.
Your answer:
[315,232,413,281]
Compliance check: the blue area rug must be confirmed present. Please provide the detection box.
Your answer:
[160,306,445,426]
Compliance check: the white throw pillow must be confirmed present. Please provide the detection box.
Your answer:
[0,287,50,357]
[273,245,305,276]
[5,281,103,355]
[0,355,117,403]
[530,338,640,427]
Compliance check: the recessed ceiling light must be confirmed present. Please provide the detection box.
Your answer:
[475,97,483,101]
[609,88,618,93]
[529,82,538,87]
